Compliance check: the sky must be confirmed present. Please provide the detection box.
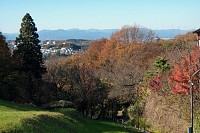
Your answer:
[0,0,200,33]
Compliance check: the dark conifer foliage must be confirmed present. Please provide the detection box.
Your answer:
[13,13,46,104]
[15,13,46,78]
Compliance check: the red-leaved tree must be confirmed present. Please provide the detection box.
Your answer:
[168,47,200,94]
[149,74,163,92]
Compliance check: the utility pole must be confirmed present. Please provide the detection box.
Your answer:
[137,86,139,129]
[189,81,194,133]
[189,69,200,133]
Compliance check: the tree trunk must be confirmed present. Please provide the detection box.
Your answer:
[28,73,33,102]
[101,102,106,118]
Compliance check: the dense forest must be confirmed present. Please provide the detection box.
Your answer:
[1,13,200,133]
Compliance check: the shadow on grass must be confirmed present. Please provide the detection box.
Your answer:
[52,108,132,133]
[0,100,41,111]
[8,114,132,133]
[89,120,141,133]
[51,108,87,123]
[9,114,77,133]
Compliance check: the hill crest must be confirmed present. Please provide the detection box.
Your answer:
[3,28,192,40]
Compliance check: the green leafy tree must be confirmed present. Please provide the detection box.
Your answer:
[14,13,46,103]
[146,56,170,94]
[153,56,170,73]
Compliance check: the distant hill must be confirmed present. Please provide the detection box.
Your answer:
[38,29,118,40]
[3,29,193,40]
[154,29,192,39]
[3,33,18,40]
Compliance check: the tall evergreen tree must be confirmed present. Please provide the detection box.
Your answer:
[14,13,46,103]
[15,13,46,78]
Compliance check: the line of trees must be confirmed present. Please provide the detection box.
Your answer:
[1,13,200,132]
[0,13,46,104]
[44,58,112,118]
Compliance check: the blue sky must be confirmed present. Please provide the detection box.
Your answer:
[0,0,199,33]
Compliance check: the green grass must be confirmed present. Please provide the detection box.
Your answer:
[0,100,140,133]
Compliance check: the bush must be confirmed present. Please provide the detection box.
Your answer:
[41,100,75,109]
[195,117,200,132]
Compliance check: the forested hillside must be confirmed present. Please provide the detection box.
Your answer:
[1,13,200,133]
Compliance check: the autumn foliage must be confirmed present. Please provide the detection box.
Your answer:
[2,22,199,132]
[149,75,163,92]
[168,47,200,94]
[147,46,200,96]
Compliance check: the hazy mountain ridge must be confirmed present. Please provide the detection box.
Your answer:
[3,29,192,40]
[154,29,193,38]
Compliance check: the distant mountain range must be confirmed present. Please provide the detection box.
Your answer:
[3,29,193,40]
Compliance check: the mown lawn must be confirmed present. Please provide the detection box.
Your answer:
[0,100,140,133]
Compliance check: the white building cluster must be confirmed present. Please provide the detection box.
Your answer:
[7,40,79,58]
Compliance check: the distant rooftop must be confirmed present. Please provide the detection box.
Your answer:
[193,28,200,35]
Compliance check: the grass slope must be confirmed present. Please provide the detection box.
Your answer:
[0,100,140,133]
